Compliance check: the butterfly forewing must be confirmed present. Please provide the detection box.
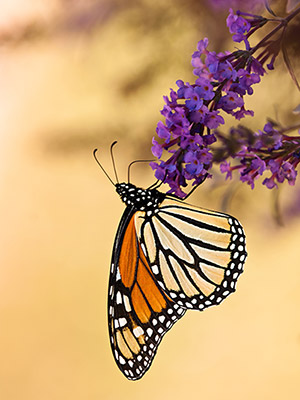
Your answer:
[136,199,247,311]
[108,208,186,380]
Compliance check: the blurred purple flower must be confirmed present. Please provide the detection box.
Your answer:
[251,157,266,175]
[278,162,297,185]
[220,161,232,179]
[262,176,277,189]
[218,121,300,189]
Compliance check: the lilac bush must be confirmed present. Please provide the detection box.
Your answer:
[151,5,300,197]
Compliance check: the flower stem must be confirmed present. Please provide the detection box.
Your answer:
[250,6,300,55]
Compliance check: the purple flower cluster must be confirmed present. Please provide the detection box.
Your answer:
[227,8,287,71]
[151,6,300,196]
[151,16,264,196]
[219,122,300,189]
[227,8,267,50]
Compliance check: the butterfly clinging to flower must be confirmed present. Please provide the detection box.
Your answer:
[95,143,247,380]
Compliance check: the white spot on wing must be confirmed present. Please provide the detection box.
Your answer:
[152,265,159,275]
[133,326,144,338]
[116,268,121,281]
[119,318,127,327]
[146,328,153,336]
[141,243,147,256]
[116,291,122,304]
[123,295,131,312]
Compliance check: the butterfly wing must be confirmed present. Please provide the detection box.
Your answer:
[135,199,247,311]
[108,207,186,380]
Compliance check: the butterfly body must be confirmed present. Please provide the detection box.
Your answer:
[108,182,247,380]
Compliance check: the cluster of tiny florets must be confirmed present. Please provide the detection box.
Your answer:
[151,9,267,197]
[150,7,300,196]
[218,122,300,189]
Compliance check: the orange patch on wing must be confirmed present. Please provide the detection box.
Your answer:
[131,284,151,324]
[119,220,167,325]
[119,216,138,288]
[137,244,166,313]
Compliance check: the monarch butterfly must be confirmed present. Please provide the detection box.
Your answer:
[95,143,247,381]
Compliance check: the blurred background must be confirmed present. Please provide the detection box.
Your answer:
[1,0,300,399]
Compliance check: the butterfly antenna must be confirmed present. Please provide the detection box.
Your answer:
[110,141,119,184]
[93,149,115,186]
[184,173,208,200]
[148,179,164,190]
[148,171,167,190]
[127,159,155,183]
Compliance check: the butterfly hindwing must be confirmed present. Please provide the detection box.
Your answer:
[108,208,186,380]
[135,199,247,312]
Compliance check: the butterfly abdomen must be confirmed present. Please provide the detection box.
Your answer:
[116,183,165,212]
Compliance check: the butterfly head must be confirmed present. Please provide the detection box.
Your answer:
[116,182,165,211]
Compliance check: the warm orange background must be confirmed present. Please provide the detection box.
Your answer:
[1,1,300,399]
